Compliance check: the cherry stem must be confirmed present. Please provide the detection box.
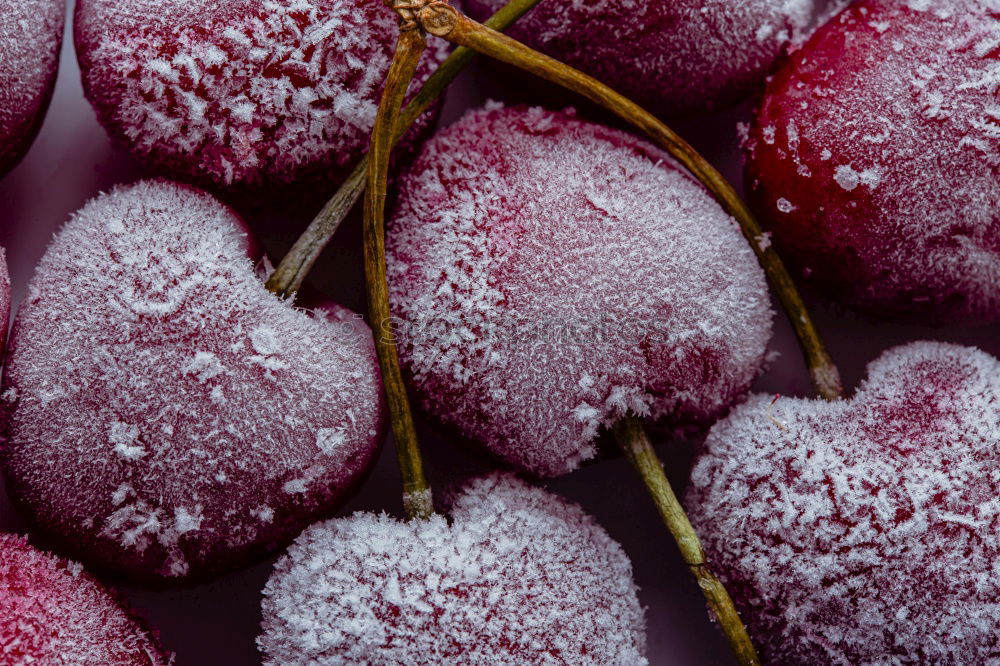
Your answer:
[613,416,760,666]
[415,2,843,403]
[265,0,544,299]
[364,22,433,521]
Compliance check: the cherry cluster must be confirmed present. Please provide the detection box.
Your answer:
[0,0,996,663]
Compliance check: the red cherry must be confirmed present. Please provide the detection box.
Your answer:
[74,0,450,191]
[258,474,647,664]
[0,533,170,664]
[1,180,385,583]
[0,0,64,177]
[745,0,1000,323]
[688,342,1000,662]
[386,104,772,477]
[462,0,818,115]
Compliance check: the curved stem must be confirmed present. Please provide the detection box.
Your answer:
[415,2,843,402]
[365,26,433,521]
[613,417,761,666]
[265,0,544,299]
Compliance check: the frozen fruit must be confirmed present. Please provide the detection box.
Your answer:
[74,0,450,191]
[687,342,1000,662]
[462,0,817,115]
[258,473,647,665]
[744,0,1000,323]
[0,179,385,583]
[386,104,772,477]
[0,533,169,664]
[0,0,64,177]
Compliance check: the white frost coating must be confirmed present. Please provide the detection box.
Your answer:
[687,342,1000,662]
[0,180,384,581]
[258,474,648,665]
[387,105,773,477]
[75,0,449,188]
[833,165,860,191]
[776,197,797,213]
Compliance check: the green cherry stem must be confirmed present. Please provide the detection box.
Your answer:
[364,17,433,521]
[613,417,761,666]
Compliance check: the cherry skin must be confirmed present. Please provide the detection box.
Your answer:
[745,0,1000,323]
[0,180,386,584]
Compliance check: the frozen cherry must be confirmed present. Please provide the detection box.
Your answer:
[0,179,385,583]
[744,0,1000,323]
[0,0,64,177]
[74,0,450,191]
[258,473,647,665]
[687,342,1000,662]
[386,104,772,477]
[462,0,817,115]
[0,533,169,664]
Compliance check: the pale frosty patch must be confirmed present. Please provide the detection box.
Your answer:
[109,421,145,460]
[315,427,346,454]
[833,164,861,191]
[776,197,797,213]
[688,342,1000,662]
[183,351,225,383]
[258,474,648,665]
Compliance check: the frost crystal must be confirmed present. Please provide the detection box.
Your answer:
[0,534,170,664]
[75,0,449,189]
[0,0,63,176]
[687,342,1000,662]
[463,0,817,115]
[0,180,385,582]
[746,0,1000,322]
[387,105,772,477]
[258,474,647,665]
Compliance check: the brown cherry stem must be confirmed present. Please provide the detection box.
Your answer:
[613,416,760,666]
[265,0,543,299]
[413,1,843,403]
[364,19,433,521]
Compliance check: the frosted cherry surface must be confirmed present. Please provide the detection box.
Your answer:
[0,180,385,582]
[0,533,169,664]
[0,0,64,176]
[74,0,449,190]
[258,474,647,665]
[387,104,772,477]
[462,0,816,115]
[745,0,1000,323]
[688,342,1000,663]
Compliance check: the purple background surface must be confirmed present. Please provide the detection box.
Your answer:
[1,3,996,664]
